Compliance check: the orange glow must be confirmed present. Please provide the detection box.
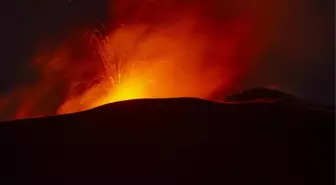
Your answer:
[0,0,274,120]
[57,19,223,114]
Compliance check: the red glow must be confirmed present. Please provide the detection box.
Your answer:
[0,0,272,120]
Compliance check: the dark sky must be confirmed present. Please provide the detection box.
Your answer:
[0,0,334,104]
[263,0,335,104]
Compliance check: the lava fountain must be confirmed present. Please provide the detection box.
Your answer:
[0,0,273,120]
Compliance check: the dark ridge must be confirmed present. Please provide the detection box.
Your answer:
[0,95,334,185]
[224,88,334,114]
[224,87,294,102]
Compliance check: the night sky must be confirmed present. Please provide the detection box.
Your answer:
[0,0,334,104]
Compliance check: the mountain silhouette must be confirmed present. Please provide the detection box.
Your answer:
[0,88,334,185]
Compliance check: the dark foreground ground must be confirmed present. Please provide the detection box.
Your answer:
[0,89,334,185]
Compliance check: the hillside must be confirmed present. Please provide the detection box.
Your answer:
[0,88,334,185]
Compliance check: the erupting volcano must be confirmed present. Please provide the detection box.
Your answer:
[0,1,334,184]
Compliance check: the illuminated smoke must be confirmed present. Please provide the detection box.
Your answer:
[0,0,278,120]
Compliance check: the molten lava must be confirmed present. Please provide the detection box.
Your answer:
[0,0,273,120]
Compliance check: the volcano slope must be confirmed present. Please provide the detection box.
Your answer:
[0,88,334,185]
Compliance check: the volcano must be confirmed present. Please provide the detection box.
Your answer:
[0,88,334,185]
